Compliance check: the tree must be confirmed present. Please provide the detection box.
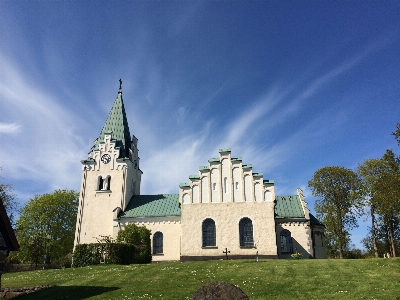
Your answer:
[116,223,152,263]
[308,166,363,258]
[15,189,79,264]
[0,169,19,227]
[371,150,400,257]
[357,158,389,258]
[392,122,400,146]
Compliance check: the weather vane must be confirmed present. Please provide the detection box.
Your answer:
[119,78,122,90]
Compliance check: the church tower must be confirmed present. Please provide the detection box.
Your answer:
[74,81,142,246]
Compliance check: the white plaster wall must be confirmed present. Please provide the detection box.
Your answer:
[192,185,199,203]
[276,222,313,259]
[211,168,220,203]
[181,201,277,257]
[115,217,181,261]
[201,175,209,203]
[232,167,242,202]
[221,158,231,203]
[244,174,252,202]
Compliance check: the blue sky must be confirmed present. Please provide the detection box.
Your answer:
[1,1,399,249]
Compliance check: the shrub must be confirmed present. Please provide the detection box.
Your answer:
[72,243,137,267]
[116,224,152,264]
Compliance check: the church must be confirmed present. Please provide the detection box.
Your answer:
[74,83,327,261]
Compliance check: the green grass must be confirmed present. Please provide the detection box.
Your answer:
[3,258,400,299]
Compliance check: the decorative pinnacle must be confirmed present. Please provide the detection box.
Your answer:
[119,78,122,90]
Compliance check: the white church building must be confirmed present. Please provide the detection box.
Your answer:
[74,84,327,260]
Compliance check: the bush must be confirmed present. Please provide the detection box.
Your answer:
[52,253,72,268]
[72,243,137,267]
[116,224,152,264]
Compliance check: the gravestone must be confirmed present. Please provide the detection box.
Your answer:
[191,281,249,300]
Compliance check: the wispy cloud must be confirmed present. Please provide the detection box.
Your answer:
[0,123,21,135]
[0,55,87,203]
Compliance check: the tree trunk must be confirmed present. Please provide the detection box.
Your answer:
[388,218,397,257]
[371,205,379,258]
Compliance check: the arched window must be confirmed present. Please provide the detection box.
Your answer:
[280,230,293,253]
[98,176,104,190]
[239,218,254,246]
[202,219,216,247]
[104,176,111,190]
[97,176,111,191]
[153,232,163,254]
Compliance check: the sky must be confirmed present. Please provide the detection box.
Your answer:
[1,1,399,249]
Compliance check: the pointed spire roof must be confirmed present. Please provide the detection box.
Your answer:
[94,81,131,158]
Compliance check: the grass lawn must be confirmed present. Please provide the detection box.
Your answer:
[3,258,400,299]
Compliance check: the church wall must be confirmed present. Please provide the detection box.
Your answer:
[312,226,327,259]
[181,201,277,259]
[276,222,313,259]
[115,217,181,261]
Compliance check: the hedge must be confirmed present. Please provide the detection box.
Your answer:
[72,243,137,267]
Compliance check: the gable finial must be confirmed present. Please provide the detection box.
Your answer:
[119,78,122,90]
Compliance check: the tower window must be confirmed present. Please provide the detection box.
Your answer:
[98,176,104,190]
[97,176,111,191]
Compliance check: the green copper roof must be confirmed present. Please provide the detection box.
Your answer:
[274,195,305,219]
[231,157,242,161]
[219,148,231,153]
[121,194,181,218]
[252,172,263,177]
[180,183,190,188]
[94,90,131,158]
[208,158,220,163]
[263,179,274,184]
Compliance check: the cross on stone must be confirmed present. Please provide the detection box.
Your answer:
[223,248,230,260]
[119,78,122,90]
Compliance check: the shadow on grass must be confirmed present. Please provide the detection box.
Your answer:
[17,286,119,299]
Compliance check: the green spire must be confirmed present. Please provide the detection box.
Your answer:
[95,86,131,158]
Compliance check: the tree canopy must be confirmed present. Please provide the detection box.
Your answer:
[15,189,79,264]
[308,166,363,258]
[116,223,152,263]
[0,169,19,227]
[392,122,400,145]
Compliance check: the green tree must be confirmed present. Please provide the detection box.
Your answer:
[116,223,152,263]
[16,189,79,264]
[0,169,19,227]
[371,150,400,257]
[392,122,400,145]
[308,166,363,258]
[357,158,389,258]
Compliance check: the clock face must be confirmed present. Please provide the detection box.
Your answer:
[101,154,111,164]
